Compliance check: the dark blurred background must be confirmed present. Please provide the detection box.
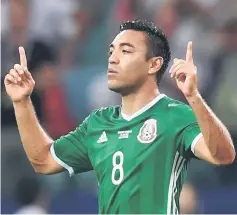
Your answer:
[1,0,237,213]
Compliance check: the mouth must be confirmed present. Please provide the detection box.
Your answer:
[107,68,119,75]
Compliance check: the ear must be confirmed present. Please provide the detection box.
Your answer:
[148,57,163,75]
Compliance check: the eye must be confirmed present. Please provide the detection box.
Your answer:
[108,50,113,56]
[122,50,131,54]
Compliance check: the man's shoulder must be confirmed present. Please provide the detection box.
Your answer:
[89,105,120,119]
[165,96,192,112]
[164,96,196,125]
[78,105,120,129]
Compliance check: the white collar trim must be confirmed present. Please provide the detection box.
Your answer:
[121,94,166,121]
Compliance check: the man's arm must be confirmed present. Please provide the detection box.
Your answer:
[13,98,64,174]
[14,97,93,176]
[170,41,235,165]
[5,47,93,175]
[187,93,235,165]
[4,46,63,174]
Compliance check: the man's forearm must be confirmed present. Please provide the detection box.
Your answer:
[186,92,235,162]
[13,98,53,165]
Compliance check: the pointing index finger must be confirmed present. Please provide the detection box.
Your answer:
[19,46,28,68]
[186,41,193,63]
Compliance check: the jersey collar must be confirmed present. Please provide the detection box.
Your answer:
[121,94,166,121]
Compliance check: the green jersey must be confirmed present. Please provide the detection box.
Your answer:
[50,94,202,214]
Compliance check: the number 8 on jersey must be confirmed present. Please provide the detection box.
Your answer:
[111,151,124,185]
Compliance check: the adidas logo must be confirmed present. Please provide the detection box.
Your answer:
[97,131,108,143]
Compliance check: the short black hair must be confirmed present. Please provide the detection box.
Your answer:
[120,19,171,84]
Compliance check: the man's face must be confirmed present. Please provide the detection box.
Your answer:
[108,30,151,94]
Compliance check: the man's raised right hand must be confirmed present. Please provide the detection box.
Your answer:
[4,47,35,103]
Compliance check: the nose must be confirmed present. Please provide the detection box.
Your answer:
[109,51,120,65]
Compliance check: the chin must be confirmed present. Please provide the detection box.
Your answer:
[108,79,136,96]
[108,85,122,93]
[108,84,134,97]
[107,81,122,93]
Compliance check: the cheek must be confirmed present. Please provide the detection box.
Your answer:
[121,56,148,76]
[128,60,149,81]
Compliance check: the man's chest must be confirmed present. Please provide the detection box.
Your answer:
[86,118,170,176]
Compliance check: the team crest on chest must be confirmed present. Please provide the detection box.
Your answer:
[137,119,157,144]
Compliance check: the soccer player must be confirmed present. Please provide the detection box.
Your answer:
[4,20,235,214]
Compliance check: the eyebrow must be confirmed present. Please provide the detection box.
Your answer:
[109,42,135,49]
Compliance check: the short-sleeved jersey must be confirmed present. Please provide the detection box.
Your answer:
[50,94,202,214]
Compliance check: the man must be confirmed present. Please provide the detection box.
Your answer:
[5,20,235,214]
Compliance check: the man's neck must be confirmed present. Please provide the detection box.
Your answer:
[121,84,160,117]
